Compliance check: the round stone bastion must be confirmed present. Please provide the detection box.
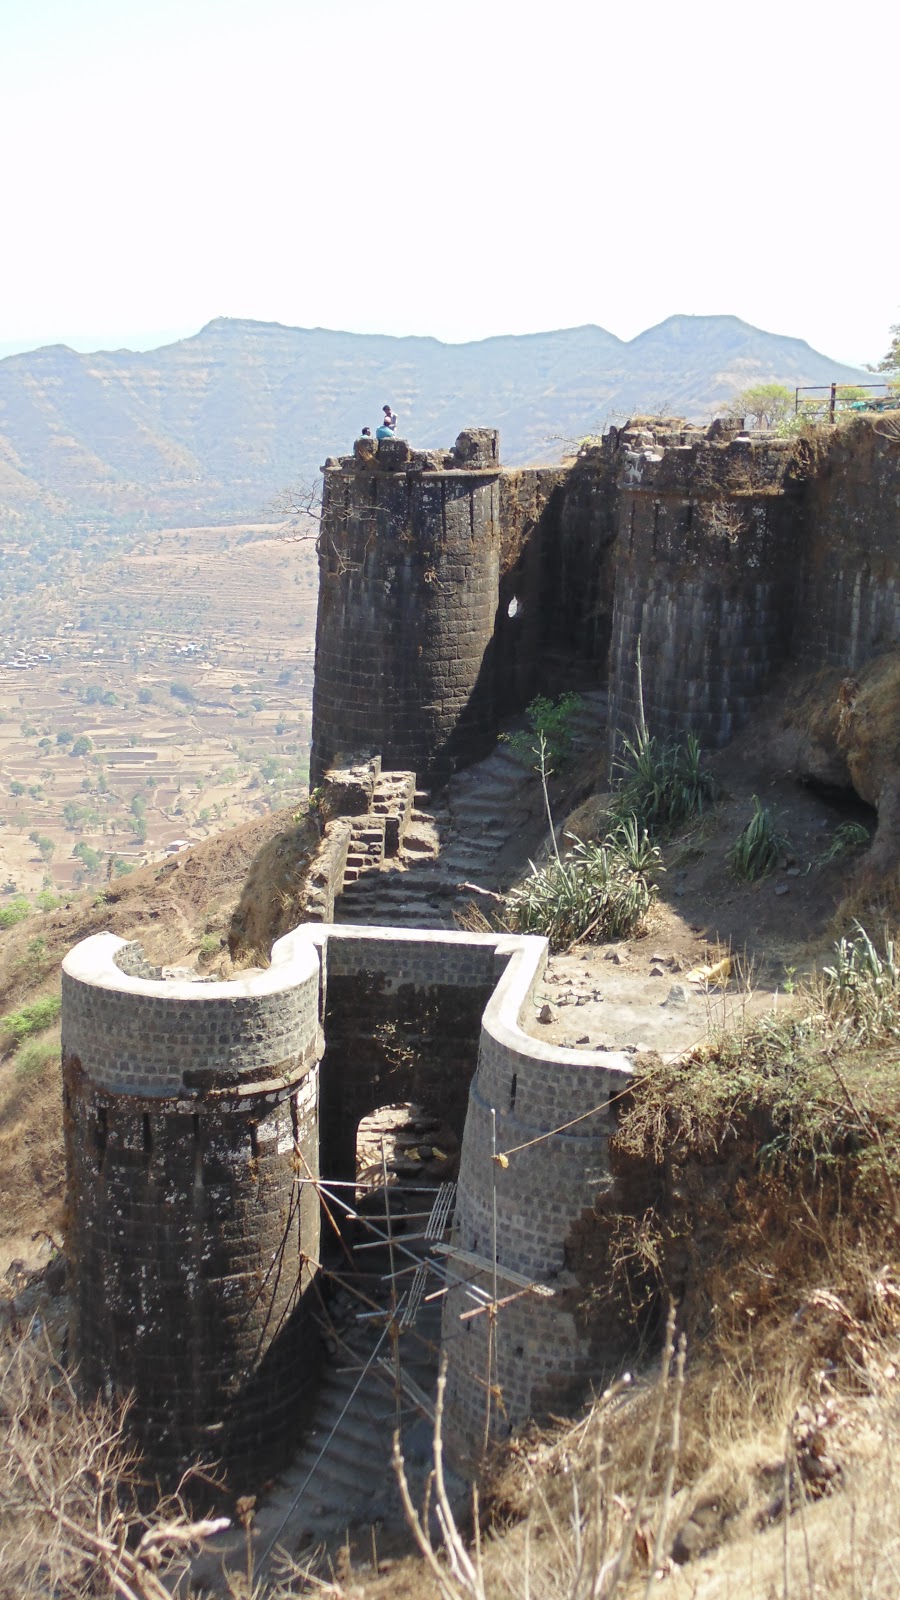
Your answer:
[61,929,323,1480]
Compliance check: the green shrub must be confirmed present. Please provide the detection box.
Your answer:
[812,820,871,868]
[612,728,719,835]
[506,692,584,767]
[1,994,61,1046]
[505,817,662,951]
[0,896,31,930]
[728,796,790,881]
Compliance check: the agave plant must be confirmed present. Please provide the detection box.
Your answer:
[505,826,662,952]
[728,796,790,882]
[613,728,719,835]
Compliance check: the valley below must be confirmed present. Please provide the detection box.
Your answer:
[0,519,318,900]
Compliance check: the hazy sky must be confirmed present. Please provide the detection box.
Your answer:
[1,0,896,366]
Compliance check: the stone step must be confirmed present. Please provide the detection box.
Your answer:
[451,758,528,789]
[476,745,533,775]
[304,1397,396,1451]
[441,834,500,854]
[450,807,513,828]
[286,1444,382,1500]
[336,876,451,902]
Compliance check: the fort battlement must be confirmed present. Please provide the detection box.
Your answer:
[314,415,900,786]
[62,409,900,1477]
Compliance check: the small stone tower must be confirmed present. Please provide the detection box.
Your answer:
[61,930,323,1479]
[310,429,502,786]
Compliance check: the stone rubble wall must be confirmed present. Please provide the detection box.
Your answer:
[301,817,353,923]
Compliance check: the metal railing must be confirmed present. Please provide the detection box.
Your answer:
[795,381,897,422]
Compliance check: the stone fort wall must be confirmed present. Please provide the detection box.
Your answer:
[63,919,633,1477]
[310,429,503,785]
[794,420,900,670]
[310,416,900,784]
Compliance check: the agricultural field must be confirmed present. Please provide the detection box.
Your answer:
[0,520,318,899]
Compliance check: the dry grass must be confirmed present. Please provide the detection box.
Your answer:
[387,1268,900,1600]
[227,809,322,960]
[476,1335,900,1600]
[0,1287,233,1600]
[0,1031,64,1271]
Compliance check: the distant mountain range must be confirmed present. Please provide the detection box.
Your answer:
[0,315,873,530]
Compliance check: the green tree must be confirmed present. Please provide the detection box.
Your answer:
[70,735,93,757]
[726,383,795,428]
[72,842,101,871]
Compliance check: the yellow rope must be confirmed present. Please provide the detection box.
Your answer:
[497,1080,636,1160]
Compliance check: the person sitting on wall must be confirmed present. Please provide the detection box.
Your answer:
[354,427,378,464]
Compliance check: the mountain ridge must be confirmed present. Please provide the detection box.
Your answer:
[0,315,874,530]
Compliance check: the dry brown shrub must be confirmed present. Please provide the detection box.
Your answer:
[0,1300,233,1600]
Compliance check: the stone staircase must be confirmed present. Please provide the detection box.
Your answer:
[333,689,608,930]
[223,1186,461,1574]
[194,693,610,1584]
